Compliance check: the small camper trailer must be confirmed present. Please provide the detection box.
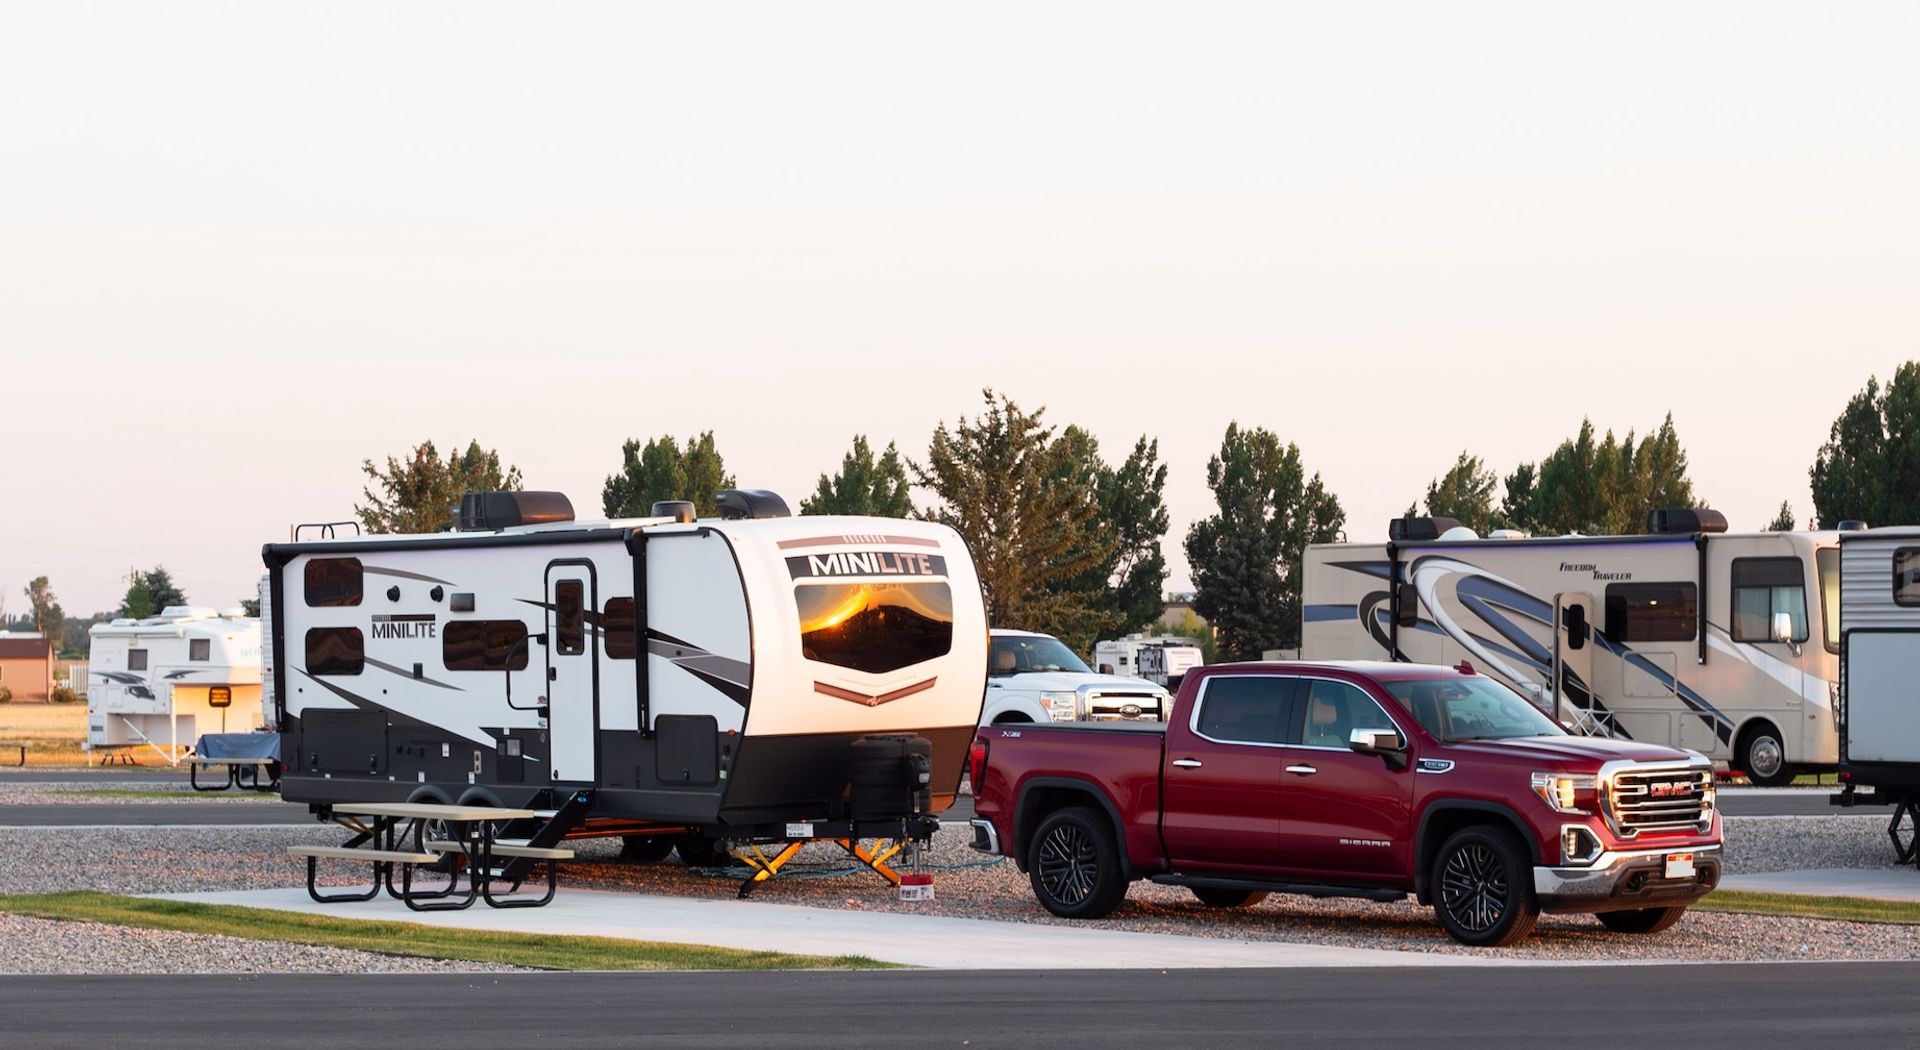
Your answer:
[263,490,988,858]
[88,608,264,761]
[1089,634,1204,689]
[1830,525,1920,862]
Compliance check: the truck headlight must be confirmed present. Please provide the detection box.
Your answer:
[1039,691,1079,722]
[1531,771,1598,814]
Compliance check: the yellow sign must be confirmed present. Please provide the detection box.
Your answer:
[208,686,232,709]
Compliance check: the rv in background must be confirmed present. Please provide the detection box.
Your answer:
[1830,525,1920,862]
[1090,634,1204,689]
[88,608,264,761]
[1302,509,1839,786]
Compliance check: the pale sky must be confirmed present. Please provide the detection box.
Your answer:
[3,2,1917,616]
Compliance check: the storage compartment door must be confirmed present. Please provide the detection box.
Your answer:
[1845,630,1920,764]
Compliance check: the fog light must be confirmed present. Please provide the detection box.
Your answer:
[1560,824,1601,864]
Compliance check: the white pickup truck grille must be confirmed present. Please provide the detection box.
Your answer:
[1083,690,1165,722]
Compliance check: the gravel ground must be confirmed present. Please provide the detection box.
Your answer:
[1,811,1916,971]
[0,913,527,974]
[0,783,282,805]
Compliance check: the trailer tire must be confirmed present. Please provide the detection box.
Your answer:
[1596,906,1688,934]
[1736,722,1792,787]
[1191,887,1269,909]
[621,836,675,864]
[1026,806,1128,919]
[675,835,734,868]
[1431,826,1539,947]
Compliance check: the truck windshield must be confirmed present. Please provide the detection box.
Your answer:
[1383,677,1566,743]
[989,635,1091,676]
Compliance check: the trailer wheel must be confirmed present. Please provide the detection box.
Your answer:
[1026,806,1127,919]
[674,835,734,868]
[1190,887,1269,908]
[1736,722,1792,787]
[1596,906,1688,934]
[621,836,675,864]
[1431,826,1539,947]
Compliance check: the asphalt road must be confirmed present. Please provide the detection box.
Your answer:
[2,964,1916,1049]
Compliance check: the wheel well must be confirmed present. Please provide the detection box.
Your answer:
[1734,717,1783,758]
[1415,806,1536,904]
[1014,782,1128,877]
[992,712,1034,725]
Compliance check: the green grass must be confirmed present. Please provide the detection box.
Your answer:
[1697,889,1920,925]
[50,788,278,801]
[0,892,899,971]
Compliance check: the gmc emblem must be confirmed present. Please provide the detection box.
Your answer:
[1648,781,1694,799]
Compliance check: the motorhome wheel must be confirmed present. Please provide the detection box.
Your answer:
[1736,722,1791,787]
[675,835,734,868]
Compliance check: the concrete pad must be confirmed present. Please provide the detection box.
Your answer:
[156,887,1499,969]
[1721,868,1920,903]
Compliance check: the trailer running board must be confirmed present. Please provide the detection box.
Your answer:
[1150,873,1407,903]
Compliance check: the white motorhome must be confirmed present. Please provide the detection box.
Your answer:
[88,608,264,760]
[264,490,988,859]
[1302,510,1839,785]
[1830,525,1920,859]
[1090,634,1204,689]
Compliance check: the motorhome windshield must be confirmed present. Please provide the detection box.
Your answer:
[1384,677,1566,743]
[797,581,953,674]
[989,635,1092,676]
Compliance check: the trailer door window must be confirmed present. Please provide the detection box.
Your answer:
[602,598,637,660]
[797,582,953,675]
[305,628,364,676]
[1894,548,1920,608]
[304,558,363,607]
[443,621,531,671]
[554,580,586,656]
[1603,583,1697,642]
[1731,557,1808,643]
[1817,548,1840,653]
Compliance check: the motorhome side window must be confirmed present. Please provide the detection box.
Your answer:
[305,628,364,676]
[1817,547,1840,653]
[1731,557,1808,643]
[1603,582,1697,642]
[304,558,363,607]
[795,581,954,674]
[128,649,148,671]
[1894,548,1920,608]
[443,621,531,671]
[602,598,636,660]
[555,580,586,656]
[189,639,210,661]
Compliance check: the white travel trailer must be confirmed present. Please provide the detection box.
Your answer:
[1830,526,1920,861]
[1302,511,1840,785]
[1090,634,1205,689]
[88,608,264,760]
[263,490,988,860]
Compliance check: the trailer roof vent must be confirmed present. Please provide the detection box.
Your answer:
[651,500,697,524]
[1645,507,1728,535]
[456,491,575,531]
[714,489,792,520]
[1836,519,1869,531]
[1388,516,1461,542]
[1488,529,1529,540]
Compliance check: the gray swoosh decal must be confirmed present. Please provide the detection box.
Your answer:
[362,565,457,585]
[362,656,463,692]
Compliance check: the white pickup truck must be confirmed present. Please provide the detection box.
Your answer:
[979,629,1172,726]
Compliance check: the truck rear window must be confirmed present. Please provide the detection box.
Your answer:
[797,582,953,675]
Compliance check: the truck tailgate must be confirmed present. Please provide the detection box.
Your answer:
[973,723,1168,869]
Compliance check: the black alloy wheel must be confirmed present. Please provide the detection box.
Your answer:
[1027,807,1127,919]
[1432,827,1539,947]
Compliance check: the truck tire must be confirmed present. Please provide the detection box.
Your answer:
[621,836,675,864]
[1027,806,1128,919]
[1191,887,1269,909]
[1432,826,1539,947]
[1596,906,1688,934]
[1737,722,1792,787]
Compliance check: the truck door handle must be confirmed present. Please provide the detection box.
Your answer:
[1285,764,1318,777]
[1172,759,1204,769]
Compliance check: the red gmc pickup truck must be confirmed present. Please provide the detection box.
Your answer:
[968,660,1722,946]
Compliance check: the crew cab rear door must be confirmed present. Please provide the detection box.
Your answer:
[1160,674,1299,872]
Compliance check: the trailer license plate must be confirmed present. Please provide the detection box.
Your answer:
[1665,853,1695,879]
[786,822,814,838]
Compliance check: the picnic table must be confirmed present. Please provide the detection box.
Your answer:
[289,802,572,911]
[189,732,281,792]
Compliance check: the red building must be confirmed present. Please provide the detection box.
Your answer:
[0,633,55,701]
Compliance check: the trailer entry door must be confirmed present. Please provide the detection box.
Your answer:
[546,562,598,783]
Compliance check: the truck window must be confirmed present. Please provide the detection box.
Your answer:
[1385,676,1565,742]
[1603,582,1697,642]
[1297,679,1398,748]
[1730,557,1808,643]
[1817,547,1839,654]
[1193,676,1296,745]
[797,582,953,675]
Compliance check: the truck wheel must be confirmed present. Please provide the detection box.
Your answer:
[1191,887,1269,908]
[621,836,675,864]
[675,835,734,868]
[1027,807,1127,919]
[1596,906,1688,934]
[1737,723,1792,787]
[1432,827,1539,947]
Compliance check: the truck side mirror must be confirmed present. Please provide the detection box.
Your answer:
[1349,727,1408,769]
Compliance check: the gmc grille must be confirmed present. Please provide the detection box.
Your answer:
[1605,766,1713,837]
[1084,691,1164,722]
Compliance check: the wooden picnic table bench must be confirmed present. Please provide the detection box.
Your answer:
[292,802,545,911]
[425,840,575,908]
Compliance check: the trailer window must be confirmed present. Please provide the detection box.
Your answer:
[305,628,363,676]
[603,598,637,660]
[1193,676,1296,745]
[1603,583,1697,642]
[554,580,586,656]
[443,621,531,671]
[1895,548,1920,608]
[1818,548,1840,654]
[189,639,210,661]
[304,558,363,607]
[1731,557,1808,643]
[797,582,953,675]
[128,648,148,671]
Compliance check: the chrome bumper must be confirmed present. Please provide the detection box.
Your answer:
[1533,844,1721,913]
[968,818,1001,855]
